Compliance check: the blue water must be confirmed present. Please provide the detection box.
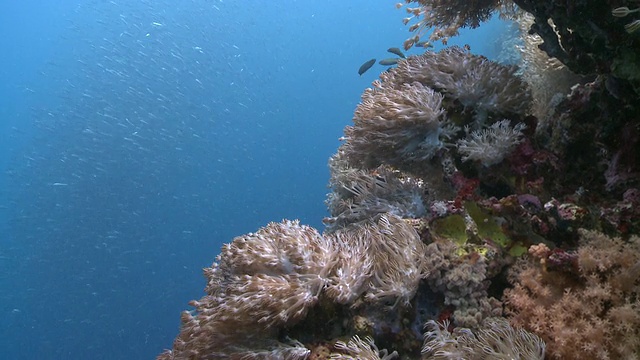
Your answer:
[0,1,512,358]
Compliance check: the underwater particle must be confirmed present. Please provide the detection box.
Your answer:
[359,59,376,76]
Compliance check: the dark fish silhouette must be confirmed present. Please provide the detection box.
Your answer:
[358,58,376,76]
[378,58,399,66]
[387,47,406,58]
[415,41,433,48]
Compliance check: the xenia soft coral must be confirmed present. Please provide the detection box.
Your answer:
[380,47,532,124]
[159,220,332,359]
[340,47,531,176]
[365,214,428,307]
[421,317,545,359]
[343,80,447,171]
[159,214,431,359]
[504,229,640,359]
[324,213,429,306]
[325,152,428,231]
[331,335,399,360]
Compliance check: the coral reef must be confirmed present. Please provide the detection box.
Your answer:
[160,0,640,358]
[380,47,532,124]
[422,239,503,328]
[513,0,640,92]
[512,13,584,124]
[158,220,331,359]
[401,0,640,95]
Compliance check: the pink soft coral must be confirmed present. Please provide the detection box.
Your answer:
[504,229,640,359]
